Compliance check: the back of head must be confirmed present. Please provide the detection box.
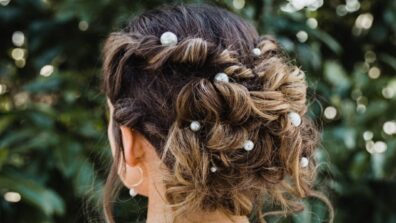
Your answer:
[102,3,324,222]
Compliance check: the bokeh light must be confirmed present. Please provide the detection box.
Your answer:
[0,0,10,6]
[383,121,396,135]
[0,84,7,95]
[11,48,25,60]
[364,51,376,63]
[296,30,308,42]
[368,66,381,79]
[306,18,318,29]
[345,0,360,12]
[373,141,387,153]
[78,21,89,31]
[4,192,21,203]
[324,106,337,120]
[282,0,323,12]
[12,31,25,47]
[382,87,394,99]
[40,65,54,77]
[233,0,245,9]
[355,13,374,30]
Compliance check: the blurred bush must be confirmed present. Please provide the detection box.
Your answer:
[0,0,395,222]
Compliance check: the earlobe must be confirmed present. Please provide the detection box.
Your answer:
[118,126,148,196]
[120,126,145,167]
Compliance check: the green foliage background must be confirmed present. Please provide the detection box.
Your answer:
[0,0,396,222]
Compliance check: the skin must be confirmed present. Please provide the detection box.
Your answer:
[107,99,250,223]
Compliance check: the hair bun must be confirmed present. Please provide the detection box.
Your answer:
[103,5,323,220]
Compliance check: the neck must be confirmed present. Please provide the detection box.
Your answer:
[146,178,249,223]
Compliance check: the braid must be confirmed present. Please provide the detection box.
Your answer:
[102,6,332,221]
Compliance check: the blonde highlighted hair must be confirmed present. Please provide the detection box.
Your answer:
[102,3,333,223]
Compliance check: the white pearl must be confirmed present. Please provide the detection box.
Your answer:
[300,157,309,168]
[160,31,178,46]
[288,112,302,127]
[210,166,217,173]
[243,140,254,151]
[252,48,261,56]
[297,70,305,78]
[190,121,201,132]
[214,72,229,83]
[129,188,138,197]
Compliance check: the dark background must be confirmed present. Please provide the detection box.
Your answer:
[1,0,396,222]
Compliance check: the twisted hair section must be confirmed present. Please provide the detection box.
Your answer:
[102,4,333,223]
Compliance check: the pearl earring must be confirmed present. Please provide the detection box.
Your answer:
[128,166,144,197]
[210,166,218,173]
[129,188,138,197]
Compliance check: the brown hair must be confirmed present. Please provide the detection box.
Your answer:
[102,3,333,223]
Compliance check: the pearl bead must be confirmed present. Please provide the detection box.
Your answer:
[300,157,309,168]
[252,48,261,56]
[297,70,305,78]
[210,166,217,173]
[129,188,138,197]
[214,72,229,83]
[190,121,201,132]
[160,31,178,46]
[243,140,254,151]
[288,112,302,127]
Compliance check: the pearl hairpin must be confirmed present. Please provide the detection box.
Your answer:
[300,157,309,168]
[297,70,305,78]
[243,139,254,151]
[210,166,218,173]
[190,120,201,132]
[214,72,229,83]
[252,48,261,56]
[160,31,178,46]
[288,112,302,127]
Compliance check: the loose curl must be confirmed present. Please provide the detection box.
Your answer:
[102,3,333,223]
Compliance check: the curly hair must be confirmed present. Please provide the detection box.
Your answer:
[102,3,332,223]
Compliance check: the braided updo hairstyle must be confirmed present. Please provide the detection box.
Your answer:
[102,3,332,223]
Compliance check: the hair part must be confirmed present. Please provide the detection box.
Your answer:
[102,3,333,223]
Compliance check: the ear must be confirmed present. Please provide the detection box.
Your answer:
[120,126,145,167]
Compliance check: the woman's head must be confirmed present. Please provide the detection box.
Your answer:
[102,3,325,222]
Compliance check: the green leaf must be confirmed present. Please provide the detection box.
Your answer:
[0,173,65,216]
[310,29,343,55]
[324,61,351,92]
[0,149,8,169]
[23,76,61,93]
